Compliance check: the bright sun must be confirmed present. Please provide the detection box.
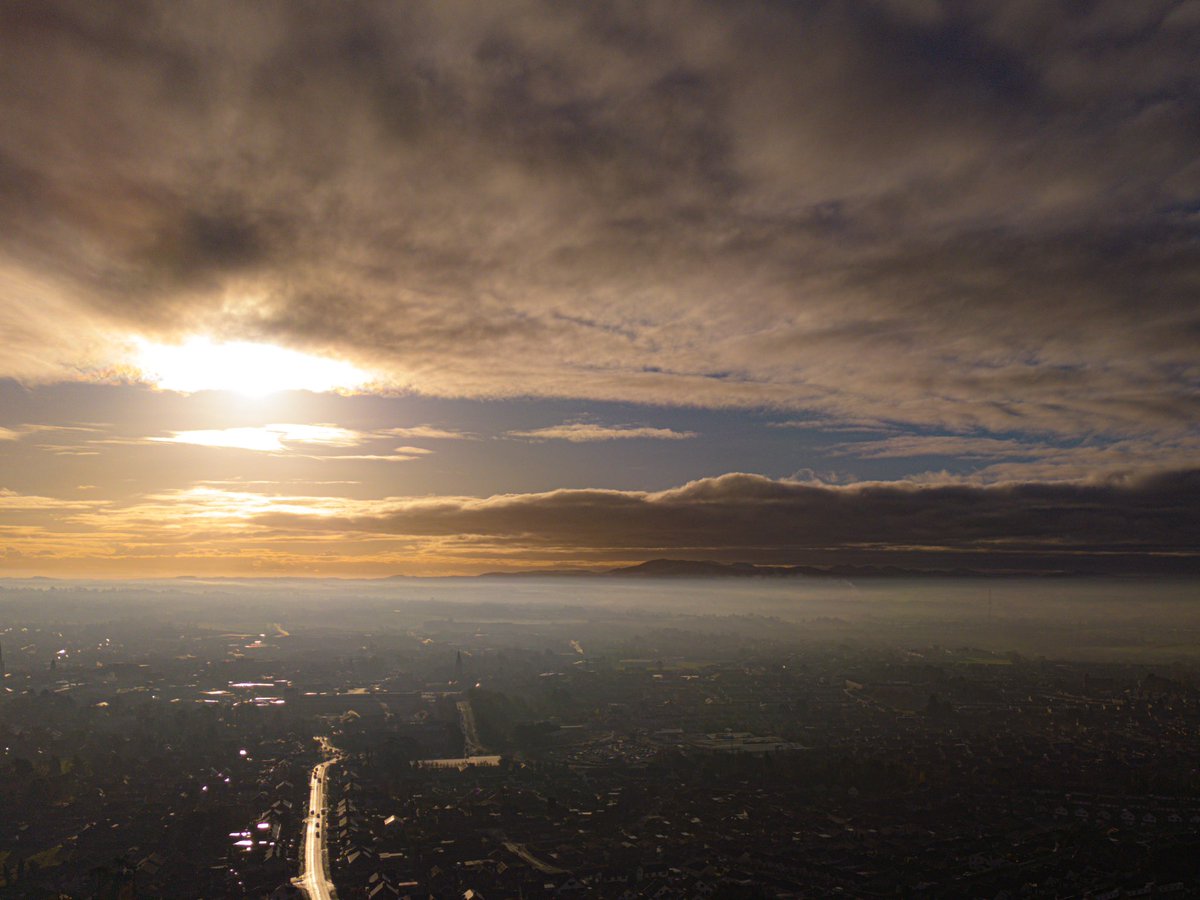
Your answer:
[132,336,372,395]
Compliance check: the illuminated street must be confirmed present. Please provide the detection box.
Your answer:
[295,737,340,900]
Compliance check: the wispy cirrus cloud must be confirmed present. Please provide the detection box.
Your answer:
[195,479,363,487]
[382,425,475,440]
[0,423,104,442]
[835,435,1058,460]
[769,417,903,434]
[140,424,433,461]
[0,488,109,511]
[321,449,432,463]
[152,424,367,453]
[509,423,697,442]
[834,434,1200,484]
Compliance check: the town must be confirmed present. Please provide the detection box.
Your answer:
[2,579,1200,898]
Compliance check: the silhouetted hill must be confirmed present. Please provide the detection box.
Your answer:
[602,558,981,578]
[475,558,1068,579]
[474,568,602,579]
[606,559,766,577]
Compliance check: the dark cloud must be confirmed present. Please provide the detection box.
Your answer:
[0,0,1197,440]
[253,469,1200,574]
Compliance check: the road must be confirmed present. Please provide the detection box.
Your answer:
[502,841,568,875]
[456,699,484,756]
[294,737,341,900]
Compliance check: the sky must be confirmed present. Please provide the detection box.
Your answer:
[0,0,1197,577]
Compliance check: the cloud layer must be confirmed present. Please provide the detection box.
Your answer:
[268,470,1200,572]
[509,422,696,442]
[1,469,1183,577]
[1,1,1197,440]
[1,3,1197,577]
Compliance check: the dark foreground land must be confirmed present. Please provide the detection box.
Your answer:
[2,577,1200,898]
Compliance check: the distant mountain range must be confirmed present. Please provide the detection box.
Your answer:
[476,558,1074,580]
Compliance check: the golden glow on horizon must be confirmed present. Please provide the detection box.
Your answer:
[132,336,372,395]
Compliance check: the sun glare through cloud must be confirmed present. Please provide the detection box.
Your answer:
[132,336,372,395]
[151,423,365,453]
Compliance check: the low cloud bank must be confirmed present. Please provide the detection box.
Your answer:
[254,469,1200,574]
